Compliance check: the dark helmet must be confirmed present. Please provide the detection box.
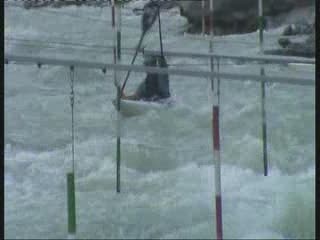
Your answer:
[142,1,159,34]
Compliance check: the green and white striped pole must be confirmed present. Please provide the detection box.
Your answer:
[258,0,268,176]
[67,66,76,238]
[67,172,76,238]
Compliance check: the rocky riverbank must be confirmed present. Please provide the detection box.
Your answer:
[177,0,314,34]
[16,0,315,58]
[177,0,315,57]
[22,0,111,9]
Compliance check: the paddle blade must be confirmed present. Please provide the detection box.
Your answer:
[142,1,159,34]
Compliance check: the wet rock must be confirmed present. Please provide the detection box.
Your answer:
[271,19,315,58]
[177,0,314,35]
[282,21,314,35]
[23,0,111,9]
[266,28,315,58]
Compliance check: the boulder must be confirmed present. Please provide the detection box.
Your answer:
[282,20,314,35]
[23,0,110,9]
[176,0,314,34]
[265,27,315,57]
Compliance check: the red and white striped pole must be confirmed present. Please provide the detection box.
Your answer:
[209,0,223,239]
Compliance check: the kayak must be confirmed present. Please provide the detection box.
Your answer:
[112,98,174,117]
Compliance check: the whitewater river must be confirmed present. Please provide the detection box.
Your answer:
[4,1,315,239]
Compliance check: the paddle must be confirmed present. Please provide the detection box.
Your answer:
[120,32,147,94]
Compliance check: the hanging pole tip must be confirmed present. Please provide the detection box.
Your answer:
[66,172,76,235]
[102,68,106,74]
[70,65,74,71]
[37,63,42,68]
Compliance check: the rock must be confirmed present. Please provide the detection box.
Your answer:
[279,20,315,57]
[283,24,294,35]
[267,27,315,58]
[23,0,112,9]
[177,0,314,35]
[282,21,314,35]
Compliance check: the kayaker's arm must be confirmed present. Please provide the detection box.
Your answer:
[121,80,146,100]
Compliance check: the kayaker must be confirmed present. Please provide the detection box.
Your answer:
[121,54,170,101]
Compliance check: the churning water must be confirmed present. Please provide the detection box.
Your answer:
[4,1,315,239]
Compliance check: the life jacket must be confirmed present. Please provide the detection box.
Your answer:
[144,56,170,100]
